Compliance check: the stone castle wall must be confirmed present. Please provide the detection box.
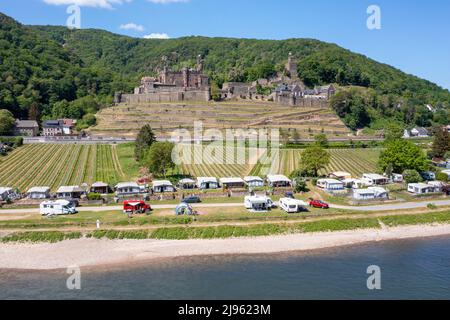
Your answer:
[121,89,211,104]
[275,94,329,108]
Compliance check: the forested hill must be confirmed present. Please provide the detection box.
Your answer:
[1,12,449,130]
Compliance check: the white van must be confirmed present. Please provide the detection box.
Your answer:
[40,200,78,216]
[279,198,307,213]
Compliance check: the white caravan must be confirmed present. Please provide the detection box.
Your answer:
[279,198,307,213]
[40,200,78,216]
[244,196,274,212]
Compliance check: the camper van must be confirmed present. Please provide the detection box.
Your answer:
[40,200,78,216]
[279,198,307,213]
[244,196,274,212]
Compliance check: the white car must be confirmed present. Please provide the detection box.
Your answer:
[40,200,78,216]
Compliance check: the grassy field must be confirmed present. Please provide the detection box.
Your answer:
[0,144,129,191]
[3,209,450,243]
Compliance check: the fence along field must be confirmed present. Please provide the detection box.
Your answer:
[0,144,126,192]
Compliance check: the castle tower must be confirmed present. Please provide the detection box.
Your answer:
[285,52,298,80]
[197,54,204,73]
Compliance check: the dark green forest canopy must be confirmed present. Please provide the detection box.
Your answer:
[1,12,449,128]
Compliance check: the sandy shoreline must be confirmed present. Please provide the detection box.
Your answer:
[1,223,450,270]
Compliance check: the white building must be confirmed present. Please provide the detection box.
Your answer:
[197,177,219,190]
[219,177,246,189]
[353,187,388,200]
[362,174,390,186]
[56,186,84,199]
[391,173,404,183]
[27,187,51,199]
[329,171,352,180]
[266,175,292,188]
[407,183,436,195]
[115,182,143,196]
[178,178,196,190]
[244,176,265,188]
[0,187,15,201]
[317,179,345,191]
[152,180,176,193]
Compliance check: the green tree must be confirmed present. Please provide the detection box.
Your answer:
[143,142,175,178]
[314,133,329,148]
[135,125,156,162]
[293,177,308,193]
[403,170,423,184]
[436,172,449,183]
[384,123,404,142]
[378,139,429,173]
[432,127,450,159]
[0,109,15,135]
[299,145,330,177]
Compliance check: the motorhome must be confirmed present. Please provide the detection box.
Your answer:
[279,198,307,213]
[40,200,78,216]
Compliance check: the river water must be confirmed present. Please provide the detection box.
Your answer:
[1,236,450,299]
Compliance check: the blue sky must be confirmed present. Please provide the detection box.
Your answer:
[1,0,449,90]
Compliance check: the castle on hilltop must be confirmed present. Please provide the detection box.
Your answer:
[116,53,334,108]
[117,55,211,104]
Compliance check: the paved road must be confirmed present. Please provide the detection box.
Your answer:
[1,200,449,215]
[0,203,243,215]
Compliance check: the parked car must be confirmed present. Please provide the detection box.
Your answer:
[284,192,295,199]
[309,199,329,209]
[123,200,152,214]
[182,196,202,204]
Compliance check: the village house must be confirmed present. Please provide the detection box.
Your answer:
[317,179,345,191]
[362,174,390,186]
[244,176,265,188]
[115,182,143,197]
[90,182,110,195]
[14,120,39,137]
[0,187,16,201]
[178,178,196,190]
[266,175,292,188]
[27,187,50,199]
[219,177,246,189]
[42,119,75,136]
[410,127,430,138]
[197,177,219,190]
[56,186,84,199]
[152,180,176,193]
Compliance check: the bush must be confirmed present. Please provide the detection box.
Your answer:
[403,170,423,184]
[87,193,103,201]
[436,172,449,182]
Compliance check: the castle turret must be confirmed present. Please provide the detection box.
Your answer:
[285,52,298,80]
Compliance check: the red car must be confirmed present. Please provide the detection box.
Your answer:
[123,200,152,214]
[309,199,329,209]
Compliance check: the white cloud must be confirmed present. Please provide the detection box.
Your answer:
[147,0,189,4]
[43,0,131,9]
[120,23,144,32]
[143,33,170,39]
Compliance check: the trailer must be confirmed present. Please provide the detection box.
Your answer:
[40,200,78,216]
[279,198,307,213]
[244,196,274,212]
